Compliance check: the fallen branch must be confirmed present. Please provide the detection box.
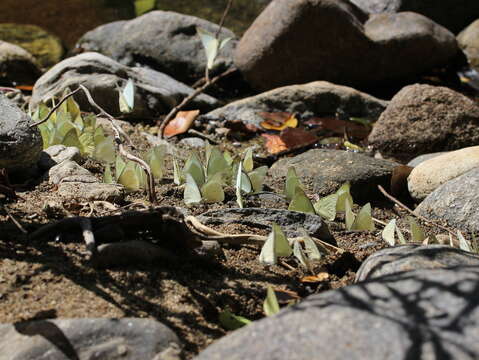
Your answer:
[30,88,81,128]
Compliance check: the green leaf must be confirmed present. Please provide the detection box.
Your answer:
[240,171,253,194]
[351,203,375,231]
[263,286,280,316]
[288,186,315,214]
[201,180,225,203]
[396,226,407,244]
[457,231,472,252]
[344,197,355,231]
[115,156,126,181]
[94,136,116,164]
[146,145,166,180]
[135,164,147,189]
[259,223,292,265]
[184,173,202,206]
[248,166,268,192]
[243,147,254,173]
[223,150,233,166]
[206,146,229,180]
[336,183,353,212]
[134,0,156,16]
[285,167,302,202]
[197,27,219,70]
[119,79,135,113]
[409,217,425,242]
[300,229,323,260]
[103,164,113,184]
[236,162,244,208]
[173,157,182,185]
[382,219,396,246]
[314,194,338,221]
[118,161,141,190]
[61,128,82,150]
[183,152,205,187]
[219,308,251,330]
[293,240,310,270]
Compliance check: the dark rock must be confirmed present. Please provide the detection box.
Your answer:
[268,149,398,202]
[368,84,479,162]
[355,244,479,282]
[234,0,458,91]
[0,318,181,359]
[30,52,218,120]
[197,207,334,244]
[0,23,63,69]
[0,93,42,175]
[458,19,479,70]
[195,266,479,360]
[201,81,388,128]
[350,0,479,34]
[76,11,237,84]
[415,167,479,233]
[0,41,41,85]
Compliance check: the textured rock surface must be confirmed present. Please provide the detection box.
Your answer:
[458,19,479,70]
[0,40,41,85]
[30,52,218,120]
[350,0,479,34]
[234,0,458,90]
[202,81,388,128]
[38,145,81,171]
[57,182,125,202]
[268,149,398,202]
[368,84,479,162]
[407,152,446,167]
[76,11,237,84]
[196,266,479,360]
[47,160,94,185]
[0,318,181,360]
[0,93,42,174]
[0,23,63,69]
[197,207,334,243]
[355,244,479,282]
[408,146,479,201]
[415,167,479,233]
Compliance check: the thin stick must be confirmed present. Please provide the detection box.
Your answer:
[3,206,27,234]
[158,67,237,138]
[79,217,96,256]
[215,0,234,38]
[377,185,456,236]
[187,129,219,144]
[30,88,81,127]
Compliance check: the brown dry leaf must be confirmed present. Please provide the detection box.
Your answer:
[274,289,300,305]
[280,127,317,149]
[305,116,369,139]
[164,110,200,138]
[260,112,298,131]
[390,165,413,197]
[262,133,287,154]
[300,272,330,283]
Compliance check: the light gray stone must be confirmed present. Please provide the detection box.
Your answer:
[234,0,458,91]
[0,93,42,175]
[458,19,479,70]
[196,266,479,360]
[76,11,237,84]
[0,318,181,360]
[30,52,218,121]
[178,137,206,149]
[57,182,125,202]
[415,167,479,233]
[355,244,479,282]
[268,149,398,202]
[38,145,81,171]
[47,160,93,184]
[368,84,479,162]
[408,146,479,201]
[201,81,387,128]
[407,152,446,167]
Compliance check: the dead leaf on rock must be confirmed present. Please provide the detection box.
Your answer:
[224,120,260,140]
[262,133,287,154]
[281,127,318,149]
[164,110,200,138]
[260,112,298,131]
[305,116,370,139]
[300,272,330,283]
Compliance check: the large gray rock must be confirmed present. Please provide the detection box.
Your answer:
[268,149,398,202]
[234,0,458,91]
[0,93,42,175]
[201,81,388,128]
[355,244,479,282]
[76,11,237,84]
[30,52,218,120]
[196,266,479,360]
[407,152,446,167]
[38,145,81,171]
[407,146,479,201]
[0,40,41,85]
[458,19,479,70]
[0,318,181,360]
[350,0,479,34]
[197,207,333,243]
[368,84,479,162]
[415,167,479,233]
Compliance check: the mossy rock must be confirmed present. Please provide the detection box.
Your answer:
[0,24,64,69]
[154,0,271,34]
